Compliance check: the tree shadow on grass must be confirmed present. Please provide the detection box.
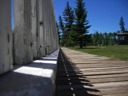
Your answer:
[55,49,101,96]
[76,47,98,50]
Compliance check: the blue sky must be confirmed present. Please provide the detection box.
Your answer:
[53,0,128,33]
[11,0,14,30]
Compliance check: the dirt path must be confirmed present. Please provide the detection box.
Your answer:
[56,47,128,96]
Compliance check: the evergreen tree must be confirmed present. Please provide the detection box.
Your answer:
[63,1,75,46]
[58,15,65,34]
[56,23,61,44]
[58,15,65,46]
[119,17,128,40]
[119,16,125,32]
[63,1,74,32]
[75,0,91,48]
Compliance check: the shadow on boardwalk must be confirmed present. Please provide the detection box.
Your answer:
[56,49,101,96]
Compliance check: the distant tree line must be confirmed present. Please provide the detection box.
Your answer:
[57,0,128,48]
[90,16,128,46]
[91,32,117,46]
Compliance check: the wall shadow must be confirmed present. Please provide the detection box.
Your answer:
[0,55,59,96]
[56,49,101,96]
[0,69,55,96]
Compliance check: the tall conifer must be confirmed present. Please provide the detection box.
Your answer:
[75,0,91,48]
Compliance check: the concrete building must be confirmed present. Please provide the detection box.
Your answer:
[0,0,13,74]
[31,0,38,58]
[14,0,33,65]
[0,0,59,74]
[0,0,59,95]
[31,0,59,58]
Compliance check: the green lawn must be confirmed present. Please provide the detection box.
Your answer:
[68,45,128,61]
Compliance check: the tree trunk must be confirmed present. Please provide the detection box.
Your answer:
[79,40,83,48]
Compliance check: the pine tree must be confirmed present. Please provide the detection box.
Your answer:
[59,15,65,34]
[75,0,91,48]
[63,1,75,46]
[58,15,65,46]
[63,1,74,32]
[56,23,61,44]
[119,16,125,32]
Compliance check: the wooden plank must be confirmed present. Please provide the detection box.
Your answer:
[99,86,128,95]
[56,48,128,96]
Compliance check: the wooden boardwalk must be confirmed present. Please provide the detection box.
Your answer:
[56,48,128,96]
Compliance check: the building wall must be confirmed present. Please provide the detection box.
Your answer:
[14,0,33,65]
[38,0,45,57]
[42,0,59,54]
[0,0,13,74]
[32,0,59,57]
[0,0,58,74]
[31,0,38,58]
[13,0,58,65]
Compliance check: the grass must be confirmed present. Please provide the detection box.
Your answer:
[68,45,128,61]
